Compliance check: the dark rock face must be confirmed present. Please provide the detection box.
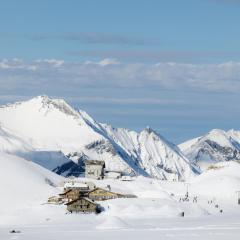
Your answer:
[52,141,119,178]
[193,139,240,165]
[205,140,240,161]
[53,160,85,177]
[85,140,117,155]
[66,152,89,165]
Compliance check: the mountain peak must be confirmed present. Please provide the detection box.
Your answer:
[34,95,51,101]
[27,95,79,118]
[142,126,155,134]
[208,129,226,136]
[227,129,240,135]
[179,128,240,171]
[204,129,232,147]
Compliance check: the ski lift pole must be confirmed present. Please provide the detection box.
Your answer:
[236,191,240,205]
[184,182,190,198]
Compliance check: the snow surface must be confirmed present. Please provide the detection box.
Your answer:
[0,96,196,180]
[1,96,240,239]
[0,125,32,153]
[1,217,240,240]
[179,129,240,171]
[1,152,240,239]
[0,152,63,225]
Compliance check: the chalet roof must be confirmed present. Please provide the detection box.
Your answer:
[59,189,72,196]
[88,187,124,196]
[65,197,98,206]
[59,188,90,196]
[85,160,105,166]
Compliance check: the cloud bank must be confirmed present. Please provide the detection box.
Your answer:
[0,58,240,94]
[0,58,240,143]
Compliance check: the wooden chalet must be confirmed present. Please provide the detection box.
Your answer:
[65,197,101,213]
[60,186,138,202]
[60,187,137,202]
[87,187,128,201]
[59,188,89,202]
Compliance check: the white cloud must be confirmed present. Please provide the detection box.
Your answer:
[0,58,37,70]
[98,58,120,66]
[35,59,64,67]
[0,59,240,93]
[84,58,120,66]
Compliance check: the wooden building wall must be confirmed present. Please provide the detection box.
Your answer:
[88,188,121,201]
[67,198,97,213]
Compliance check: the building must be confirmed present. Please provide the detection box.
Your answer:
[85,160,105,179]
[64,181,90,191]
[121,176,134,181]
[65,197,101,213]
[60,186,137,202]
[59,189,84,202]
[87,187,125,201]
[85,181,96,190]
[105,170,122,179]
[47,196,64,204]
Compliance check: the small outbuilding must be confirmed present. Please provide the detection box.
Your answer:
[85,160,105,179]
[66,197,101,213]
[48,196,64,204]
[105,170,122,179]
[121,176,134,181]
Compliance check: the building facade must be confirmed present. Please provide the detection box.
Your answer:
[87,187,123,201]
[85,160,105,179]
[66,197,101,213]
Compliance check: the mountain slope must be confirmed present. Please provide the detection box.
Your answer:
[0,122,79,175]
[0,96,196,180]
[0,96,102,151]
[179,129,240,171]
[190,161,240,201]
[0,124,32,153]
[0,152,63,213]
[101,125,197,180]
[0,96,133,175]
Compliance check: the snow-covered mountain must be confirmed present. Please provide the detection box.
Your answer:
[179,129,240,171]
[0,125,28,152]
[0,95,196,180]
[102,125,198,180]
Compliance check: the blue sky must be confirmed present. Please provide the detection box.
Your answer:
[1,0,240,143]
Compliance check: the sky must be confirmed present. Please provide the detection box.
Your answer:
[1,0,240,143]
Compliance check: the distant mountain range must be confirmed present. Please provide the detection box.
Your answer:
[0,96,197,181]
[0,95,239,180]
[179,129,240,171]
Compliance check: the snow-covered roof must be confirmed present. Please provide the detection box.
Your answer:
[65,197,98,206]
[64,182,89,189]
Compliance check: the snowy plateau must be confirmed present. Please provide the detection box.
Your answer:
[1,95,240,240]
